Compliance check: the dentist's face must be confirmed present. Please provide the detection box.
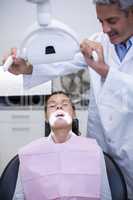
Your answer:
[46,94,75,129]
[96,4,133,44]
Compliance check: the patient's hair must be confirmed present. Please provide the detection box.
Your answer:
[93,0,133,11]
[44,91,75,112]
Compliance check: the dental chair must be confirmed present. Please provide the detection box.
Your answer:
[0,120,128,200]
[0,155,19,200]
[104,152,128,200]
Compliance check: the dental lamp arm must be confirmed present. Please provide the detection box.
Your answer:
[27,0,51,25]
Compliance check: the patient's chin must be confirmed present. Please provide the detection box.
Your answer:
[52,118,71,128]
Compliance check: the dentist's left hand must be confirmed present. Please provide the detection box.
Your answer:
[2,48,33,75]
[80,39,109,78]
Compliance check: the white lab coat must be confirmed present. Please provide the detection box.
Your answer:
[23,32,133,198]
[87,33,133,199]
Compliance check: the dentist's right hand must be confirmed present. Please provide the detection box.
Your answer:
[2,48,33,75]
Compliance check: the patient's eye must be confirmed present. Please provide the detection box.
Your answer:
[47,104,56,109]
[62,102,69,107]
[62,100,71,107]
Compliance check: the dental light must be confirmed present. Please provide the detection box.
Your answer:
[3,0,98,71]
[27,0,52,26]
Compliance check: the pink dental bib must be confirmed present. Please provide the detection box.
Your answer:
[19,135,101,200]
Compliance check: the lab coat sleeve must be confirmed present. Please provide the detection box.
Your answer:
[99,67,133,112]
[23,52,87,89]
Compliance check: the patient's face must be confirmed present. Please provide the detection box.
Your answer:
[46,94,75,128]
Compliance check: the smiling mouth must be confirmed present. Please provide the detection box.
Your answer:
[108,32,118,39]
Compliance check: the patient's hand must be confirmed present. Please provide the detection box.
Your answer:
[3,48,33,75]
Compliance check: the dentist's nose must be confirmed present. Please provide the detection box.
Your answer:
[102,22,111,34]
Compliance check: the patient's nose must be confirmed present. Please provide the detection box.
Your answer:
[56,104,62,109]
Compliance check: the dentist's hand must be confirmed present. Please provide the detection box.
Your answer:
[80,39,109,78]
[2,48,33,75]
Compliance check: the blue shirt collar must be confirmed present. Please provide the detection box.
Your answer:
[115,35,133,61]
[116,35,133,47]
[129,35,133,45]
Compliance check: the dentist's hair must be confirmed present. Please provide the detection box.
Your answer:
[92,0,133,11]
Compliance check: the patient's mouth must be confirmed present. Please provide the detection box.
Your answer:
[49,110,72,126]
[56,113,64,118]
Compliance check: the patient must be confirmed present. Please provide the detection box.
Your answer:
[13,91,112,200]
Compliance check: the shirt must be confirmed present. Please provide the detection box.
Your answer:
[115,36,133,62]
